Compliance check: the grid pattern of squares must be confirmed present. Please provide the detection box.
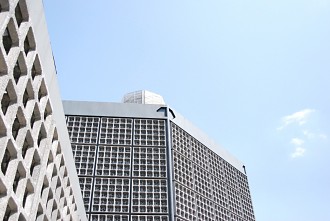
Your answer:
[196,194,214,221]
[132,179,168,214]
[131,215,169,221]
[172,123,255,221]
[240,195,254,220]
[133,147,167,178]
[208,149,225,180]
[67,116,169,220]
[172,128,190,157]
[73,144,96,176]
[194,164,211,199]
[173,151,193,189]
[227,186,242,217]
[214,204,230,221]
[96,146,131,177]
[191,139,209,171]
[99,118,132,145]
[67,116,100,144]
[175,183,196,221]
[92,178,130,213]
[211,176,228,208]
[237,173,251,197]
[134,119,166,146]
[0,1,79,220]
[79,177,93,212]
[90,214,129,221]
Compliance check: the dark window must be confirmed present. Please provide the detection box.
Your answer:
[1,90,10,114]
[24,35,30,55]
[12,117,21,139]
[1,149,11,174]
[2,28,12,54]
[13,61,22,84]
[15,2,23,27]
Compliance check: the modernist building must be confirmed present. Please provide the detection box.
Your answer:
[0,0,86,220]
[63,91,255,221]
[0,1,255,221]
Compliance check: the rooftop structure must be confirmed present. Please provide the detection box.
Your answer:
[122,90,166,105]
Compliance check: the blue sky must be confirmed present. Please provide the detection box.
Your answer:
[43,0,330,220]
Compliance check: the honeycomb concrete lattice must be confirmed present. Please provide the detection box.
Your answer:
[0,0,86,220]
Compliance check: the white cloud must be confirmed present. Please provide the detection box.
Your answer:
[303,130,327,140]
[291,147,306,158]
[319,134,327,139]
[291,138,304,146]
[277,109,326,159]
[278,109,315,130]
[303,130,315,139]
[290,138,306,158]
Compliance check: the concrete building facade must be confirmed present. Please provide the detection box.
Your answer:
[63,92,255,221]
[0,0,86,220]
[0,1,255,220]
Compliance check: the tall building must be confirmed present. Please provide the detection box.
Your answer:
[63,91,255,221]
[0,0,86,220]
[0,1,255,221]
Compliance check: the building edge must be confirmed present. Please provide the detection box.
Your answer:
[30,1,87,220]
[169,107,246,174]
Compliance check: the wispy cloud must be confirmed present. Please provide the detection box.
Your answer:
[277,108,327,159]
[291,147,306,158]
[319,134,327,139]
[291,138,304,146]
[277,109,315,130]
[303,130,328,140]
[290,138,305,158]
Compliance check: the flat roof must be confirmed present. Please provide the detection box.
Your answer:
[63,100,245,173]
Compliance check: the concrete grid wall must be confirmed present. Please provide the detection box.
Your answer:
[0,0,86,220]
[66,115,170,221]
[171,123,255,221]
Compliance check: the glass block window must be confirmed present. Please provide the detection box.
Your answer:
[131,215,169,221]
[66,116,99,144]
[79,177,92,212]
[72,145,96,176]
[191,139,209,171]
[175,182,196,221]
[99,117,132,145]
[92,178,130,213]
[196,194,214,221]
[90,214,129,221]
[132,147,166,178]
[193,164,211,199]
[211,176,228,209]
[96,146,131,177]
[134,119,166,146]
[173,151,193,189]
[131,179,168,214]
[171,123,254,221]
[171,123,191,157]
